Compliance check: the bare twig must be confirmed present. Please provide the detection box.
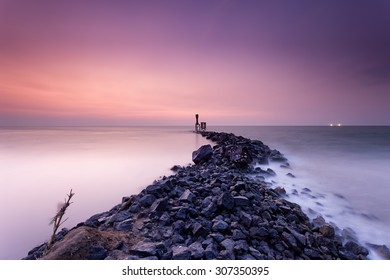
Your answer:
[43,189,75,256]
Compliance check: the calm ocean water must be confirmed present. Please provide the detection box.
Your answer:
[0,127,210,259]
[1,126,389,259]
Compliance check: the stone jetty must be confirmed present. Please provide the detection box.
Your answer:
[25,131,379,260]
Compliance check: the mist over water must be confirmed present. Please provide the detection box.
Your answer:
[211,126,390,258]
[0,127,210,259]
[1,126,389,259]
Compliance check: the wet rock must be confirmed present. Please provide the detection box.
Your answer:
[366,243,390,260]
[269,150,287,162]
[280,162,290,168]
[274,187,286,195]
[192,145,213,164]
[319,224,335,238]
[345,241,369,256]
[171,165,182,172]
[286,173,295,178]
[312,215,326,227]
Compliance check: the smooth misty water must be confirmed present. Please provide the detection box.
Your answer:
[1,126,389,259]
[211,126,390,259]
[0,127,210,259]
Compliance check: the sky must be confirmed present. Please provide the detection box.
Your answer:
[1,0,390,126]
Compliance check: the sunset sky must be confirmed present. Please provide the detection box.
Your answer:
[1,0,390,126]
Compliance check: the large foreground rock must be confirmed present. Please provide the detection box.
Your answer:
[192,144,213,164]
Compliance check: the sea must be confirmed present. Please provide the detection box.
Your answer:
[0,126,389,259]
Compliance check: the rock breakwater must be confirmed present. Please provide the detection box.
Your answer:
[25,131,374,260]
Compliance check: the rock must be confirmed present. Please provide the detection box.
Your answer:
[145,184,163,195]
[249,227,268,239]
[345,241,369,256]
[171,165,181,172]
[280,162,290,168]
[234,196,249,206]
[179,189,194,202]
[130,241,164,257]
[303,248,322,259]
[221,239,235,252]
[115,218,133,231]
[175,207,187,219]
[108,211,132,224]
[192,145,213,164]
[286,173,295,178]
[319,224,335,238]
[234,240,249,254]
[249,247,264,259]
[188,242,205,259]
[150,197,169,213]
[282,232,298,250]
[232,229,246,240]
[269,149,287,162]
[266,168,276,176]
[212,220,230,232]
[173,220,186,233]
[201,200,217,217]
[312,215,326,227]
[217,192,235,210]
[210,233,225,243]
[366,243,390,260]
[172,246,191,260]
[192,222,207,237]
[240,211,252,228]
[139,194,157,207]
[204,243,218,260]
[227,145,253,166]
[88,245,107,260]
[274,187,286,195]
[40,226,135,260]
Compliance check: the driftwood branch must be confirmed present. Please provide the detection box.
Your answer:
[43,189,75,256]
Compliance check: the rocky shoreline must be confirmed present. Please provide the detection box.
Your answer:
[24,131,388,260]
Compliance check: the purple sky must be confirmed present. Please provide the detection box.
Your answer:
[1,0,390,125]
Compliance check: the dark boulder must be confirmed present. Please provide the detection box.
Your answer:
[192,145,213,164]
[226,145,253,167]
